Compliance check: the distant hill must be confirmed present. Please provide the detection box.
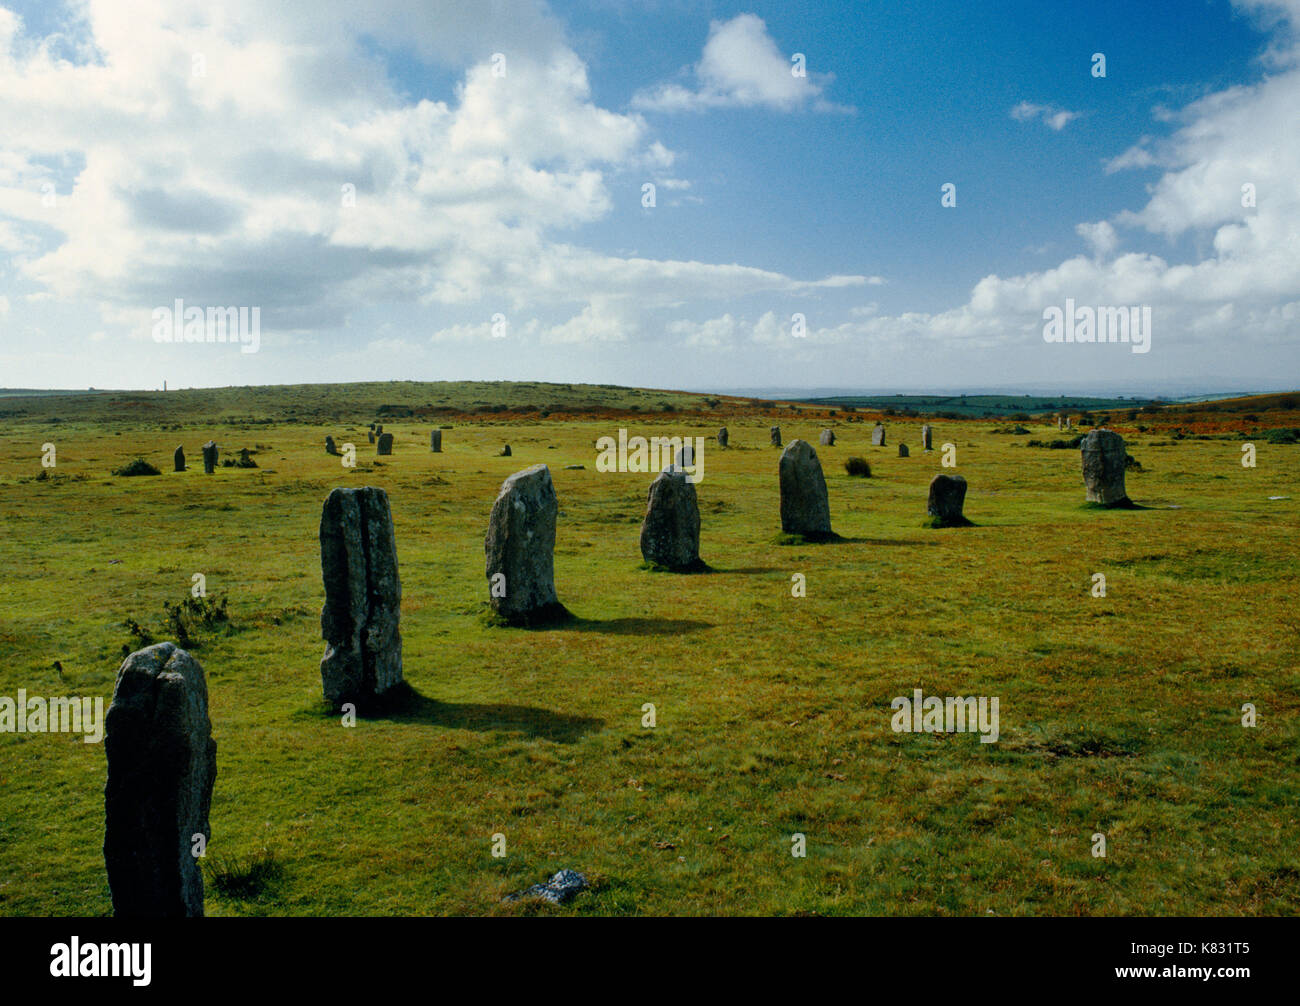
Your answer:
[801,393,1164,419]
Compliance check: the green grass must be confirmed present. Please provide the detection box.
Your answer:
[1,392,1297,916]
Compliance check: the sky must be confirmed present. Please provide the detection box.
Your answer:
[0,0,1297,394]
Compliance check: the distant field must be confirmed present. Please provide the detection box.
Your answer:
[1,384,1297,915]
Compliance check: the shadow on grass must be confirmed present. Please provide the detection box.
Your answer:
[561,616,712,636]
[355,682,603,742]
[1081,498,1152,511]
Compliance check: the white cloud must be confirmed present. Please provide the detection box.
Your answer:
[1010,101,1082,131]
[631,14,847,113]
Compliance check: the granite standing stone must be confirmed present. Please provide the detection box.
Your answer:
[927,474,969,527]
[717,427,728,448]
[898,443,909,458]
[500,444,512,457]
[201,441,217,474]
[778,440,833,538]
[430,429,442,453]
[819,429,835,447]
[921,425,932,451]
[173,446,185,472]
[871,423,886,447]
[377,432,393,455]
[1080,429,1130,505]
[640,466,703,572]
[368,431,375,444]
[675,443,695,468]
[103,642,216,918]
[485,465,566,625]
[770,426,782,447]
[319,487,404,708]
[325,436,337,456]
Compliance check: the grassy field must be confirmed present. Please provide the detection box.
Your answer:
[1,383,1297,916]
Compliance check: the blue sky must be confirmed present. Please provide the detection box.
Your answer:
[0,0,1297,393]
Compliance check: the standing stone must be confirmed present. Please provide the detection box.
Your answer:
[377,432,393,455]
[173,446,185,472]
[103,641,216,918]
[770,426,782,447]
[640,466,703,572]
[1081,429,1130,505]
[927,474,970,527]
[819,429,835,447]
[871,423,886,447]
[1066,416,1074,430]
[375,424,384,436]
[1057,415,1064,431]
[431,429,442,453]
[325,436,337,456]
[485,465,567,625]
[501,444,512,457]
[778,440,833,539]
[921,425,932,451]
[201,441,217,474]
[717,427,728,448]
[675,443,695,468]
[319,487,403,708]
[898,443,909,458]
[368,431,375,444]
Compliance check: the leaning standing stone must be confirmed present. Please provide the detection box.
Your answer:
[103,642,216,918]
[325,436,337,456]
[500,444,512,457]
[174,446,185,472]
[431,429,442,453]
[377,432,393,455]
[921,425,932,451]
[485,465,567,625]
[640,466,703,572]
[1080,429,1129,505]
[871,422,886,447]
[927,474,970,527]
[319,487,404,708]
[819,429,835,446]
[898,443,909,458]
[717,427,728,448]
[201,441,217,474]
[778,440,833,539]
[770,426,782,447]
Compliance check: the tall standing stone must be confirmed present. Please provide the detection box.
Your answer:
[485,465,568,625]
[201,441,217,474]
[871,423,886,447]
[898,443,909,458]
[377,432,393,455]
[1056,415,1064,431]
[103,642,216,918]
[927,474,970,527]
[770,426,782,447]
[1080,429,1130,505]
[778,440,833,539]
[319,487,403,708]
[819,429,835,446]
[640,466,704,572]
[717,427,728,448]
[431,429,442,453]
[368,431,375,444]
[921,425,932,451]
[173,446,185,472]
[325,436,337,455]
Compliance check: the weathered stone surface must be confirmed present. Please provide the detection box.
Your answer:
[325,436,337,456]
[503,868,588,905]
[104,642,216,918]
[717,427,728,448]
[640,466,703,571]
[779,440,832,538]
[430,429,441,453]
[376,432,393,455]
[819,429,835,446]
[319,487,403,708]
[1081,429,1129,505]
[927,474,969,527]
[898,443,909,458]
[1056,415,1064,431]
[871,423,886,447]
[770,426,782,447]
[500,444,512,457]
[173,446,185,472]
[368,431,375,444]
[201,441,217,474]
[921,425,932,451]
[485,465,565,624]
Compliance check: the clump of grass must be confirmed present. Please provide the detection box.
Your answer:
[123,593,231,653]
[479,600,574,628]
[1025,436,1085,450]
[773,530,843,545]
[922,513,974,529]
[1262,427,1299,444]
[206,848,284,900]
[111,458,161,477]
[843,456,871,477]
